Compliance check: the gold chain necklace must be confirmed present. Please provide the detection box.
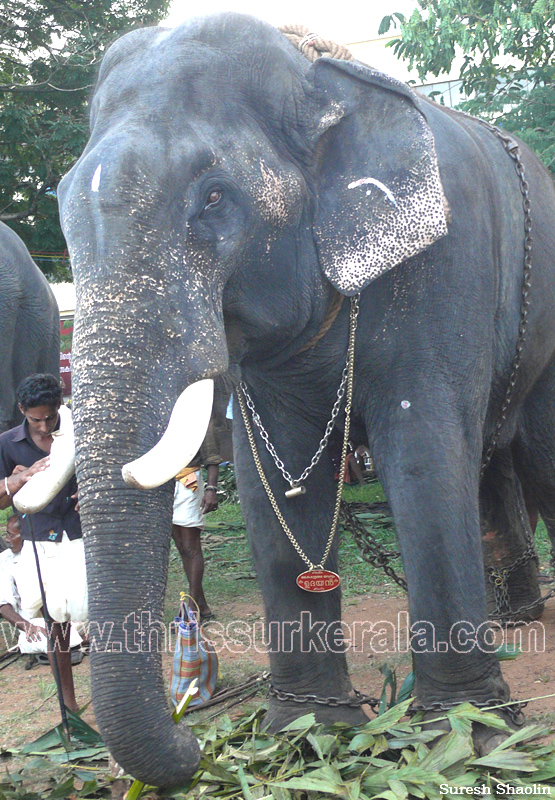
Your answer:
[236,295,359,591]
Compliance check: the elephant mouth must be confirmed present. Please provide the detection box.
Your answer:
[121,378,214,490]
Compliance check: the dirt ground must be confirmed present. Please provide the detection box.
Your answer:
[2,591,555,755]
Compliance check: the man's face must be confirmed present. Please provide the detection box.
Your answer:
[19,403,60,437]
[5,520,22,553]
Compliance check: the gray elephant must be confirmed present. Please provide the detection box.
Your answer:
[55,13,555,788]
[0,222,60,432]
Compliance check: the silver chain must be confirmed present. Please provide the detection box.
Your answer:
[239,296,359,491]
[236,295,359,571]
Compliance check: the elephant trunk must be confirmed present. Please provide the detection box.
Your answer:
[84,480,201,787]
[73,366,212,786]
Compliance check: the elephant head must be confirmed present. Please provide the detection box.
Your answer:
[58,13,447,788]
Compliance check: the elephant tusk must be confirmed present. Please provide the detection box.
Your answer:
[121,379,214,490]
[14,405,76,514]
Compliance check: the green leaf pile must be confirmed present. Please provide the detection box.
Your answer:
[3,702,555,799]
[175,702,555,799]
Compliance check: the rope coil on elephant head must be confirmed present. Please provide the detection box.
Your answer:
[278,24,354,63]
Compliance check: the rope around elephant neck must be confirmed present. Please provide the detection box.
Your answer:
[297,291,344,354]
[277,26,352,355]
[279,24,355,63]
[237,295,359,572]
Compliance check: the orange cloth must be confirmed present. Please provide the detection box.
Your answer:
[175,466,199,491]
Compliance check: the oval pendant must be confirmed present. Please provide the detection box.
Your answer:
[296,569,340,592]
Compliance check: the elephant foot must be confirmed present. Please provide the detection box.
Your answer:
[420,705,525,756]
[263,693,369,733]
[472,707,526,756]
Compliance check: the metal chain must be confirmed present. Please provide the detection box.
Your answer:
[269,684,380,712]
[489,583,555,624]
[340,501,408,591]
[341,498,554,620]
[440,113,543,621]
[486,487,544,620]
[408,698,527,727]
[488,540,537,618]
[239,298,359,491]
[237,295,359,571]
[479,124,533,476]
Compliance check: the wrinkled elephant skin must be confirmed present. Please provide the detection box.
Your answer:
[0,222,60,433]
[57,14,555,788]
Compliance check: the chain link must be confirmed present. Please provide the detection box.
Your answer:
[237,295,359,571]
[239,297,359,491]
[479,125,533,476]
[340,501,408,591]
[485,495,546,620]
[269,683,380,712]
[489,583,555,624]
[408,698,527,727]
[487,540,537,618]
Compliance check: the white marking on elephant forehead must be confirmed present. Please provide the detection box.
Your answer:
[91,164,102,193]
[348,178,397,207]
[257,162,288,224]
[401,400,411,409]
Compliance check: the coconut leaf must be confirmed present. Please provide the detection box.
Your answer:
[496,644,521,661]
[533,756,555,781]
[279,713,317,732]
[483,724,545,751]
[418,731,473,773]
[446,703,510,730]
[18,709,102,755]
[396,673,415,704]
[471,750,537,771]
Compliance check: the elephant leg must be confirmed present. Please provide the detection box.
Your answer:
[480,449,542,623]
[371,419,510,709]
[513,355,555,578]
[232,396,367,731]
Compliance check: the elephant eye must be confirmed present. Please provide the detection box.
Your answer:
[204,188,223,210]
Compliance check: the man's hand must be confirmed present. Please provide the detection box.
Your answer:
[1,459,50,508]
[71,490,80,513]
[201,489,218,514]
[11,458,50,489]
[23,621,48,642]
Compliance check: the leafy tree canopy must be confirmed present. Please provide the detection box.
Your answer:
[0,0,170,279]
[380,1,555,175]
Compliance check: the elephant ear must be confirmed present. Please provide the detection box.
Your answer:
[309,58,448,296]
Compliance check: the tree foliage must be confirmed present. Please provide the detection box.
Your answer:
[0,0,170,279]
[380,1,555,175]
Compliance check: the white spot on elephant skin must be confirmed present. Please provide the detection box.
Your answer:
[401,400,411,409]
[253,161,303,227]
[348,177,398,208]
[257,162,288,224]
[91,164,102,192]
[318,101,345,131]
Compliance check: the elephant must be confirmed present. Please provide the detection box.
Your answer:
[54,12,555,788]
[0,221,60,433]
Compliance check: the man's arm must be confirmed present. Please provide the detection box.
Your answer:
[200,463,219,513]
[0,458,50,510]
[0,603,47,641]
